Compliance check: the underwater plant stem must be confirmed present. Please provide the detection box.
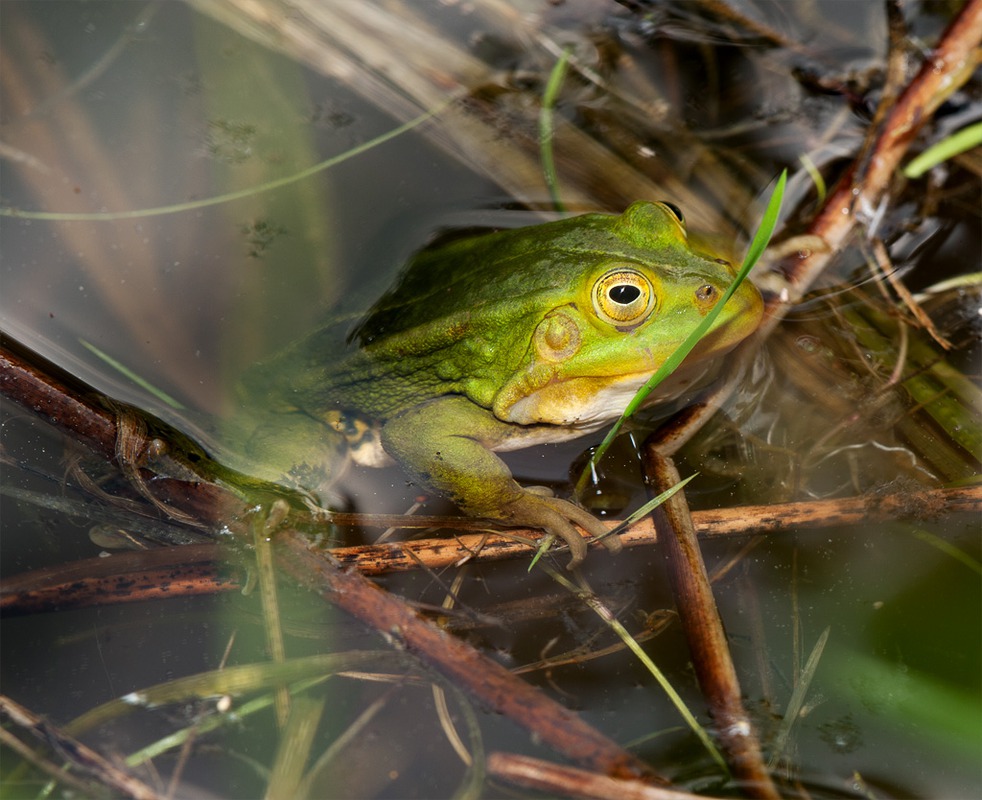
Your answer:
[643,450,779,799]
[0,101,452,221]
[252,505,292,728]
[539,47,571,212]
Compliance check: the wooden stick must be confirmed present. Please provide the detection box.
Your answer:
[4,485,978,615]
[322,484,980,574]
[487,751,713,800]
[645,452,779,799]
[763,0,982,321]
[0,544,241,615]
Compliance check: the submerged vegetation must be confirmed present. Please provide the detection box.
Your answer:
[1,1,980,798]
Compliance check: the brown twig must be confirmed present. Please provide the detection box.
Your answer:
[869,237,953,349]
[0,694,165,800]
[272,528,663,782]
[4,485,978,616]
[644,452,779,799]
[0,337,118,462]
[0,726,100,798]
[323,484,979,573]
[487,751,713,800]
[0,543,240,616]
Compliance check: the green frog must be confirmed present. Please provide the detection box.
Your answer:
[238,201,763,567]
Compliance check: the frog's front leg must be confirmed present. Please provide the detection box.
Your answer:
[381,396,620,569]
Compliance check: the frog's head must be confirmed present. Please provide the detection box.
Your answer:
[493,201,764,428]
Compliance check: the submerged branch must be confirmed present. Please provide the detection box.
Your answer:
[644,451,778,799]
[273,527,663,783]
[761,0,982,319]
[323,484,980,574]
[487,751,712,800]
[5,486,976,615]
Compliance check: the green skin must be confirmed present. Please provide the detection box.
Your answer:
[240,201,763,567]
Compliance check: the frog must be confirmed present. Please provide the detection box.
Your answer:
[237,201,763,568]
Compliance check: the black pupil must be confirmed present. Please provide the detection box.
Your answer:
[609,284,641,304]
[662,202,684,224]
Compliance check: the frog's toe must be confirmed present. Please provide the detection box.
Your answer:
[546,514,588,570]
[552,497,623,556]
[502,494,619,569]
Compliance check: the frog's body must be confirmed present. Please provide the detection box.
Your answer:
[240,201,763,566]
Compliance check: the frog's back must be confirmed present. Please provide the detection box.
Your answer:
[358,216,608,338]
[245,219,601,408]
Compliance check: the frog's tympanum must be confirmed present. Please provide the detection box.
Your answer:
[239,201,763,567]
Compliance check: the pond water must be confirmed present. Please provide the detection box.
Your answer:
[2,1,979,798]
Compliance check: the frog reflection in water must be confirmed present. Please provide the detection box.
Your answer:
[240,201,763,567]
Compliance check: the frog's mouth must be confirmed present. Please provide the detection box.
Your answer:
[496,294,761,431]
[500,361,715,430]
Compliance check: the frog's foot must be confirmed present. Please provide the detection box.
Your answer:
[497,492,621,570]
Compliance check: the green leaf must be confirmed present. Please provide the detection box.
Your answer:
[539,48,572,212]
[603,472,697,541]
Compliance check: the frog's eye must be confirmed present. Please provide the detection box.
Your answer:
[593,269,656,329]
[659,201,685,227]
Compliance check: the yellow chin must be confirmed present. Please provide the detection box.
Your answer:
[501,362,714,428]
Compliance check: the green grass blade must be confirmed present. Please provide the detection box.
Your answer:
[80,338,186,409]
[530,473,695,569]
[546,567,728,773]
[799,153,827,203]
[604,473,697,540]
[904,121,982,179]
[767,626,831,768]
[910,528,982,575]
[65,652,405,737]
[539,48,571,212]
[266,693,327,799]
[126,676,330,767]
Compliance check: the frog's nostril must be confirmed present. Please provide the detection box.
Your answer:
[695,284,717,302]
